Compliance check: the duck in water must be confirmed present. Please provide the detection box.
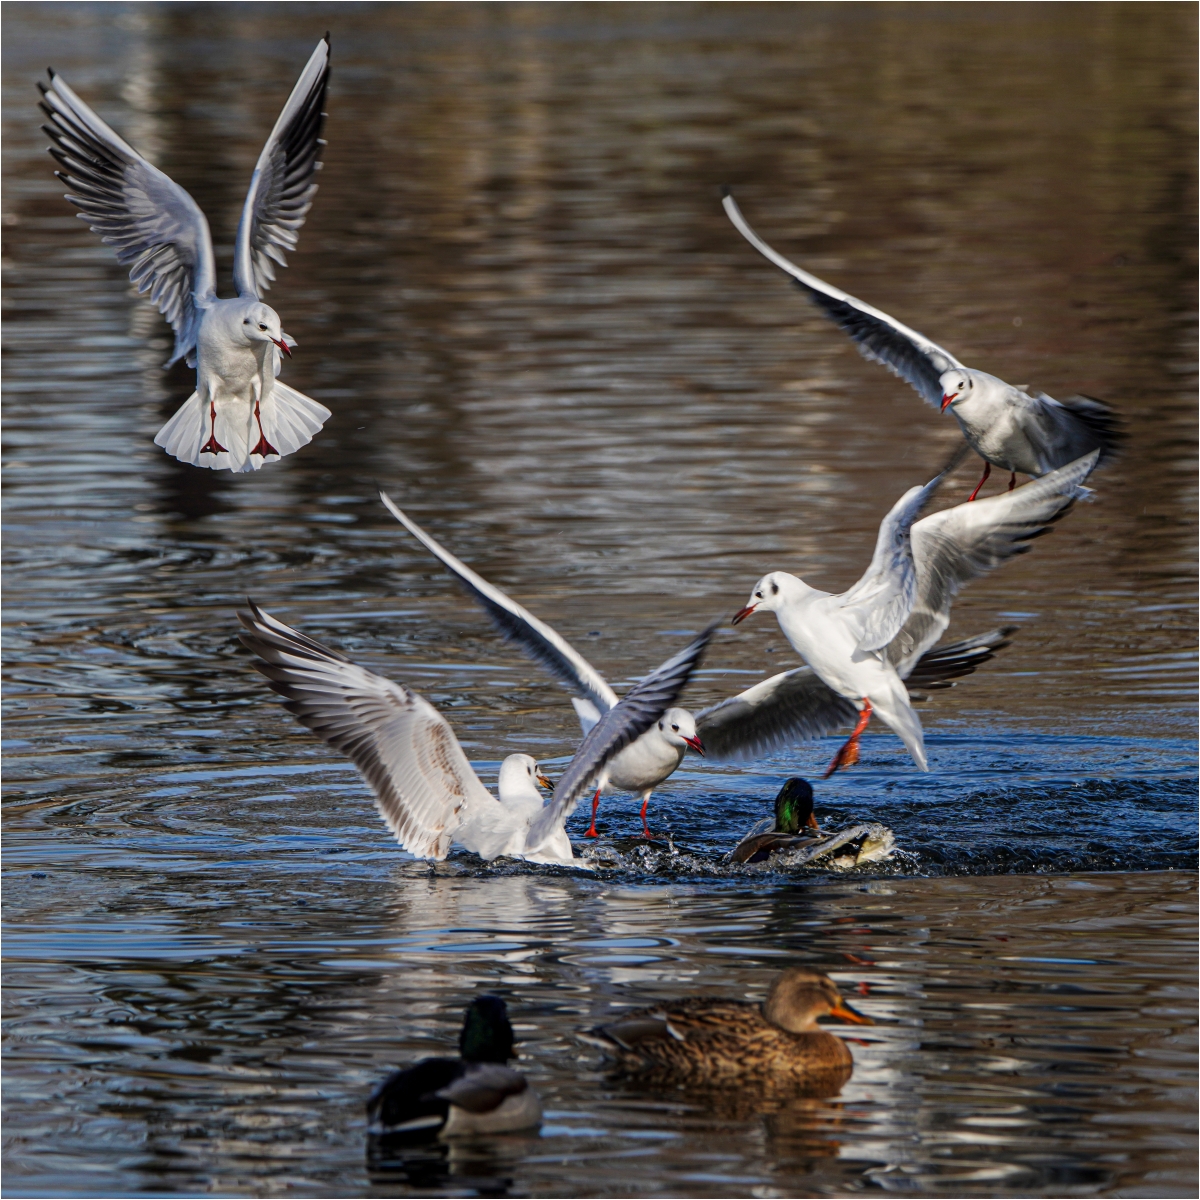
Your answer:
[368,996,542,1144]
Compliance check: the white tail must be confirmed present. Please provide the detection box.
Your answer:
[154,381,331,473]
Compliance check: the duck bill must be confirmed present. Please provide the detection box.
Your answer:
[272,337,293,359]
[731,604,758,626]
[683,735,705,756]
[940,393,955,412]
[536,773,554,792]
[829,996,873,1025]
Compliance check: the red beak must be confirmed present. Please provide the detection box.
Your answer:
[731,604,757,626]
[273,337,293,359]
[940,392,955,412]
[684,735,705,756]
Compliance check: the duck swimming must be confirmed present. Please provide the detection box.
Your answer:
[367,995,542,1143]
[581,967,872,1089]
[730,778,896,869]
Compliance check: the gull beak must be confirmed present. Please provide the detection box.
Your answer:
[731,604,758,626]
[940,392,955,412]
[536,772,554,792]
[272,337,293,359]
[683,735,705,756]
[829,996,874,1025]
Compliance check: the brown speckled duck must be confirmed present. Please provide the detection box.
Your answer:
[581,967,872,1088]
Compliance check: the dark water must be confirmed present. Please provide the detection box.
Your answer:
[3,2,1196,1196]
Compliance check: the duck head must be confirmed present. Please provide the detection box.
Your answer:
[763,967,873,1032]
[774,777,818,833]
[459,994,515,1064]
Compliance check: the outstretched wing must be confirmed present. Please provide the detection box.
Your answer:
[723,191,961,409]
[233,37,330,300]
[526,625,717,850]
[888,452,1099,674]
[695,666,859,760]
[840,464,955,652]
[238,600,495,860]
[379,490,619,716]
[40,72,216,367]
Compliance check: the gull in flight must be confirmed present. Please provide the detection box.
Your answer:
[378,492,1017,830]
[723,192,1120,501]
[731,451,1100,775]
[237,601,714,865]
[40,39,333,473]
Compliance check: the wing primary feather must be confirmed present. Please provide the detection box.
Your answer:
[378,489,619,715]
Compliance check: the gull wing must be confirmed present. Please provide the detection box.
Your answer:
[238,600,498,861]
[1019,390,1123,474]
[380,490,619,716]
[526,624,717,850]
[40,72,217,368]
[839,467,951,653]
[695,666,859,760]
[888,451,1099,675]
[233,37,330,300]
[723,192,961,409]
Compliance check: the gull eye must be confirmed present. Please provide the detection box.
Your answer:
[671,724,679,732]
[258,323,268,331]
[755,591,763,599]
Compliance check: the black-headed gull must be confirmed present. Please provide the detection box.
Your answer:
[237,601,714,865]
[723,192,1120,501]
[379,492,707,839]
[40,39,333,473]
[731,451,1100,775]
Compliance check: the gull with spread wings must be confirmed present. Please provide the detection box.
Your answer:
[723,192,1120,501]
[378,491,1018,829]
[731,451,1099,776]
[238,602,715,865]
[39,39,333,472]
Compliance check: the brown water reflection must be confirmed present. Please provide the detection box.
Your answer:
[3,2,1197,1196]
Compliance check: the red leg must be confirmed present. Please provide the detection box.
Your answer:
[824,700,872,778]
[584,788,602,838]
[200,401,227,455]
[1007,471,1017,492]
[250,401,279,458]
[639,793,653,838]
[966,461,991,502]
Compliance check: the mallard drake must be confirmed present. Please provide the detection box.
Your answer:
[730,778,895,869]
[582,967,872,1087]
[367,996,542,1142]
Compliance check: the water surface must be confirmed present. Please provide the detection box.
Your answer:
[3,2,1196,1196]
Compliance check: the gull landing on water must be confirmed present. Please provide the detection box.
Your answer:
[40,39,333,473]
[722,192,1121,501]
[237,601,715,865]
[731,451,1100,776]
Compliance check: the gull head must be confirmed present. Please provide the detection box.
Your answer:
[732,571,791,624]
[939,369,974,412]
[239,302,292,358]
[499,752,553,798]
[657,707,704,755]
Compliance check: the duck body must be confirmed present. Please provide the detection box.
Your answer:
[583,967,871,1091]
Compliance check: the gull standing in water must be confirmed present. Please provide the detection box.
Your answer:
[378,492,1017,832]
[237,601,714,864]
[723,192,1120,501]
[731,451,1099,775]
[39,39,333,472]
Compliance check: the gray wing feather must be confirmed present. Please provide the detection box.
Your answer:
[1021,390,1122,474]
[723,192,960,408]
[436,1064,527,1114]
[526,624,717,850]
[379,490,619,715]
[237,601,497,860]
[695,666,859,760]
[40,72,216,367]
[888,452,1099,674]
[233,38,330,300]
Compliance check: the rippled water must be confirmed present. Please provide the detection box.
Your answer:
[3,3,1197,1196]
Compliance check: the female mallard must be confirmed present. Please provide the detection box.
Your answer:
[367,996,542,1142]
[730,778,895,868]
[582,967,872,1087]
